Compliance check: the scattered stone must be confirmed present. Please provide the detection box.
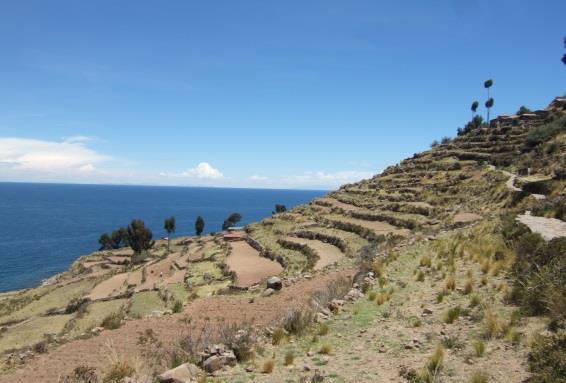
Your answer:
[267,276,282,290]
[307,351,314,357]
[202,351,237,373]
[262,288,275,297]
[303,364,312,372]
[157,362,201,383]
[344,288,364,301]
[423,308,433,315]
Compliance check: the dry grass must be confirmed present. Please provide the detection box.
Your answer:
[319,343,333,355]
[272,327,285,345]
[469,370,488,383]
[445,275,456,291]
[261,359,275,374]
[416,270,425,282]
[483,310,504,339]
[284,351,294,366]
[473,340,485,357]
[463,278,474,295]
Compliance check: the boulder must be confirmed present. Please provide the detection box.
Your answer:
[202,351,237,373]
[266,276,282,290]
[158,363,201,383]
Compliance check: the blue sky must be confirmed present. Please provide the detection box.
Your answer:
[0,0,564,189]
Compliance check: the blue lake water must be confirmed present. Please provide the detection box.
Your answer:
[0,182,325,292]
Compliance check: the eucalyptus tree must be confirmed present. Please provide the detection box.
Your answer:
[471,100,479,119]
[485,98,494,124]
[195,216,205,236]
[164,216,176,252]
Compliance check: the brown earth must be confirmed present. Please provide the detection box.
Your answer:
[226,241,283,288]
[0,269,354,383]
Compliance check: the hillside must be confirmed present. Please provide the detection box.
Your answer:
[0,97,564,383]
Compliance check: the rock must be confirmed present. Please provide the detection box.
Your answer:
[262,288,275,297]
[202,351,237,373]
[267,276,282,290]
[307,351,314,357]
[344,288,364,301]
[423,308,433,315]
[158,362,202,383]
[303,364,312,372]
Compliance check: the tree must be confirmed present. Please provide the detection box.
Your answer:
[164,216,176,252]
[127,219,154,255]
[484,79,493,99]
[222,212,242,230]
[430,139,439,148]
[98,233,113,250]
[273,204,287,214]
[562,36,566,65]
[485,98,494,124]
[195,216,205,236]
[517,106,532,115]
[111,227,128,248]
[471,100,479,119]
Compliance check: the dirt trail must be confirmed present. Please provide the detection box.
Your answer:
[226,241,283,288]
[517,212,566,241]
[285,237,344,269]
[0,270,354,383]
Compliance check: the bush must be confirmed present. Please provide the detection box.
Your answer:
[283,309,314,336]
[172,300,183,313]
[101,312,123,330]
[528,331,566,383]
[102,361,135,383]
[59,366,99,383]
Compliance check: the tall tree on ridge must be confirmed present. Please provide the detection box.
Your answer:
[164,216,176,252]
[128,219,154,256]
[485,98,494,124]
[195,216,205,236]
[471,101,479,120]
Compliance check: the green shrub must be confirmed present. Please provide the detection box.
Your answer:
[283,309,314,336]
[101,312,123,330]
[444,306,461,324]
[172,300,183,313]
[528,332,566,383]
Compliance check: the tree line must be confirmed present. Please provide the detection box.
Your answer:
[98,203,287,253]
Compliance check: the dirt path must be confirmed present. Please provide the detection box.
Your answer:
[227,241,283,288]
[285,237,344,270]
[517,212,566,240]
[0,270,354,383]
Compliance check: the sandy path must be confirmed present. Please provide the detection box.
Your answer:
[285,237,344,269]
[226,242,283,288]
[517,213,566,241]
[0,270,354,383]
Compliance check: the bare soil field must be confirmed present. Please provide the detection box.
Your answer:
[226,241,283,288]
[285,237,345,269]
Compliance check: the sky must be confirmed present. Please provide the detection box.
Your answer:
[0,1,564,189]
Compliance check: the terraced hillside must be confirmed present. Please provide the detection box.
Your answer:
[0,97,564,383]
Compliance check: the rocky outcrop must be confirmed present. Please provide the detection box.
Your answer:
[157,363,202,383]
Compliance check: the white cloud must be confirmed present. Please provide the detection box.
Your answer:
[283,170,374,188]
[161,162,224,180]
[63,135,96,143]
[0,137,109,172]
[249,174,268,181]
